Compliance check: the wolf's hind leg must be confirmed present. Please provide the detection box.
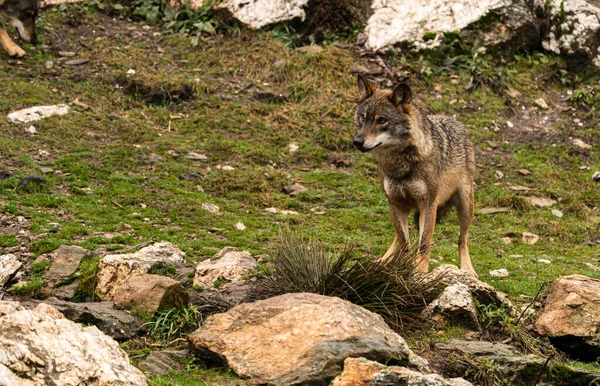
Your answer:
[456,182,476,276]
[0,26,26,57]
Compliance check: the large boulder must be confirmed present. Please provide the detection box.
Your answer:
[112,273,188,313]
[331,357,472,386]
[0,254,21,287]
[0,301,147,385]
[193,247,257,289]
[424,283,480,331]
[535,274,600,361]
[95,242,185,300]
[188,292,428,385]
[22,298,143,341]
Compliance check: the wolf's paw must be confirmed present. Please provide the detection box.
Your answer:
[8,46,26,58]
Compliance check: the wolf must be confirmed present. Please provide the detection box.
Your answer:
[0,0,39,58]
[353,74,476,276]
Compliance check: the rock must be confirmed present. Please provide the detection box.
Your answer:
[0,301,147,385]
[185,151,208,161]
[17,175,46,188]
[193,247,257,289]
[423,283,480,331]
[522,232,540,245]
[188,293,428,385]
[7,104,70,123]
[294,45,323,53]
[551,209,564,218]
[137,350,188,376]
[52,280,80,300]
[44,245,87,286]
[495,170,504,179]
[426,265,514,311]
[22,298,142,341]
[288,142,299,154]
[489,268,510,277]
[201,203,220,213]
[282,183,308,196]
[95,242,185,300]
[534,98,549,109]
[593,171,600,182]
[39,166,53,173]
[0,254,21,287]
[0,170,14,180]
[518,169,532,175]
[265,207,299,215]
[477,207,509,214]
[509,185,533,191]
[535,275,600,360]
[506,120,514,128]
[26,125,37,134]
[436,339,600,384]
[537,259,551,264]
[526,196,556,207]
[572,138,592,149]
[331,357,472,386]
[233,222,246,230]
[216,0,310,29]
[113,274,188,313]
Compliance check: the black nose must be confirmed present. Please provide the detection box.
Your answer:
[353,137,364,149]
[30,37,38,45]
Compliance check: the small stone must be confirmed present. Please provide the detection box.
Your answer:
[522,232,539,245]
[288,142,299,154]
[26,126,36,134]
[525,197,556,207]
[0,254,22,287]
[509,254,524,258]
[534,98,549,109]
[592,171,600,182]
[506,121,514,128]
[127,69,136,74]
[40,167,53,174]
[44,60,54,69]
[294,45,323,53]
[58,51,76,57]
[551,209,563,218]
[283,183,308,196]
[8,105,70,123]
[572,138,592,149]
[185,152,207,161]
[500,237,511,244]
[233,222,246,231]
[585,263,600,271]
[201,203,219,213]
[518,169,532,175]
[123,224,132,229]
[477,207,509,215]
[221,165,235,171]
[494,170,504,179]
[537,259,551,264]
[509,185,533,191]
[489,269,509,277]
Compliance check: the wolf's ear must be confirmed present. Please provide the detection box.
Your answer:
[357,74,374,99]
[390,83,412,114]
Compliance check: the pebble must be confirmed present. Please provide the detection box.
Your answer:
[489,268,509,277]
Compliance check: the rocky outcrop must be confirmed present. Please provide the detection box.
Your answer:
[535,274,600,361]
[112,273,188,313]
[215,0,310,29]
[95,242,185,300]
[188,292,428,385]
[137,350,188,376]
[332,357,472,386]
[0,254,21,287]
[22,298,143,341]
[193,247,257,289]
[436,339,600,385]
[0,301,147,385]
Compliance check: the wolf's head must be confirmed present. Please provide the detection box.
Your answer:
[0,0,40,44]
[353,75,413,153]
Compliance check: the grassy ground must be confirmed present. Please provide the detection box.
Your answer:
[1,2,599,384]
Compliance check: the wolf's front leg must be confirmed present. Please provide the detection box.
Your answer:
[0,26,26,57]
[416,204,437,273]
[381,205,411,262]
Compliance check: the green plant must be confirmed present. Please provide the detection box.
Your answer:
[143,305,202,343]
[12,279,44,296]
[32,260,51,274]
[0,234,18,248]
[255,231,442,332]
[73,256,101,301]
[569,87,597,109]
[148,263,177,276]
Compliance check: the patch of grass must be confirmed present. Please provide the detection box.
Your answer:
[0,234,18,248]
[11,278,45,296]
[32,261,52,274]
[148,367,244,386]
[73,256,102,301]
[148,263,178,276]
[143,305,202,343]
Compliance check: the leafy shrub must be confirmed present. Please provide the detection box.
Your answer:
[143,305,201,343]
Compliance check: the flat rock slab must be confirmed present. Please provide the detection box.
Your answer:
[0,301,147,385]
[331,357,472,386]
[193,247,257,289]
[0,254,21,287]
[7,104,70,123]
[113,273,188,313]
[188,292,427,385]
[535,274,600,360]
[22,298,143,341]
[44,245,88,286]
[216,0,310,29]
[137,350,188,376]
[96,242,185,300]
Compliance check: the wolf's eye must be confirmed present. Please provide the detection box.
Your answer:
[377,117,388,125]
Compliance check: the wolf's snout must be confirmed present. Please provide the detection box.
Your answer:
[353,137,365,149]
